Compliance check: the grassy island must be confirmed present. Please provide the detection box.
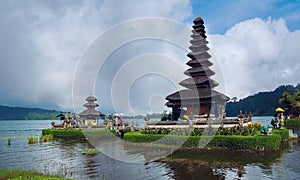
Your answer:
[0,169,72,180]
[42,125,290,151]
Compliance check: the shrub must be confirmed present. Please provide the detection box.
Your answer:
[207,135,282,150]
[51,129,85,139]
[216,125,260,136]
[142,128,204,136]
[285,118,300,127]
[143,125,262,137]
[271,129,289,141]
[124,132,282,150]
[42,128,52,135]
[41,128,118,139]
[125,132,164,143]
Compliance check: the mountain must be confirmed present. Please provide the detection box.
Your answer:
[0,105,64,120]
[1,84,299,119]
[226,84,300,117]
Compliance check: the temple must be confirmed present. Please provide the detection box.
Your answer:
[165,16,230,121]
[78,94,103,125]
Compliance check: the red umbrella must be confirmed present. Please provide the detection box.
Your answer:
[120,116,123,126]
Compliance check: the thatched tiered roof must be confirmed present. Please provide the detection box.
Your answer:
[165,16,229,109]
[79,95,103,117]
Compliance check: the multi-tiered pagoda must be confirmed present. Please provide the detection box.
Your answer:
[165,17,229,120]
[79,94,103,125]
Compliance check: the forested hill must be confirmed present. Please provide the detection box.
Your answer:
[226,84,300,117]
[0,105,63,120]
[1,84,299,119]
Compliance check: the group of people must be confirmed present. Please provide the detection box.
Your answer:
[52,113,80,129]
[105,114,125,129]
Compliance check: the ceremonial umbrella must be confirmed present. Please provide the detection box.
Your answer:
[275,107,285,113]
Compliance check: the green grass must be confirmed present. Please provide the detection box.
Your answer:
[76,148,101,154]
[0,169,72,180]
[285,118,300,127]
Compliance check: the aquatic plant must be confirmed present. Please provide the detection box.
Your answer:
[39,134,54,142]
[28,136,38,144]
[77,148,101,154]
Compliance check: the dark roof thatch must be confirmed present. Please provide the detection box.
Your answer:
[191,28,206,34]
[187,52,211,60]
[193,16,204,24]
[83,103,99,108]
[79,109,103,117]
[166,89,229,102]
[192,24,205,29]
[79,94,103,117]
[189,44,209,52]
[86,95,97,101]
[186,59,213,67]
[189,38,208,45]
[179,77,218,89]
[184,67,215,77]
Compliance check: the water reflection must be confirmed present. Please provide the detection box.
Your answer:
[152,140,300,179]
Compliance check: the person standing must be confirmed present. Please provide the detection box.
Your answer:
[279,113,284,129]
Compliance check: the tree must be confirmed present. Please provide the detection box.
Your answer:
[279,90,300,116]
[293,90,300,114]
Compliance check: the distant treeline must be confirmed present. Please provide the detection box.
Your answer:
[1,84,299,119]
[226,84,300,117]
[0,105,63,120]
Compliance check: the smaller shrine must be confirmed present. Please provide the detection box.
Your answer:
[78,94,103,125]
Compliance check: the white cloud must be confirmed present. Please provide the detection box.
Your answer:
[209,17,300,99]
[0,0,192,111]
[1,1,299,115]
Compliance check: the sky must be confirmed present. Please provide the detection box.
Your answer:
[0,0,300,115]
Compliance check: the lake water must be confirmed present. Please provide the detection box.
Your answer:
[0,118,300,179]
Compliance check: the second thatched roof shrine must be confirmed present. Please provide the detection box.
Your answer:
[78,94,103,125]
